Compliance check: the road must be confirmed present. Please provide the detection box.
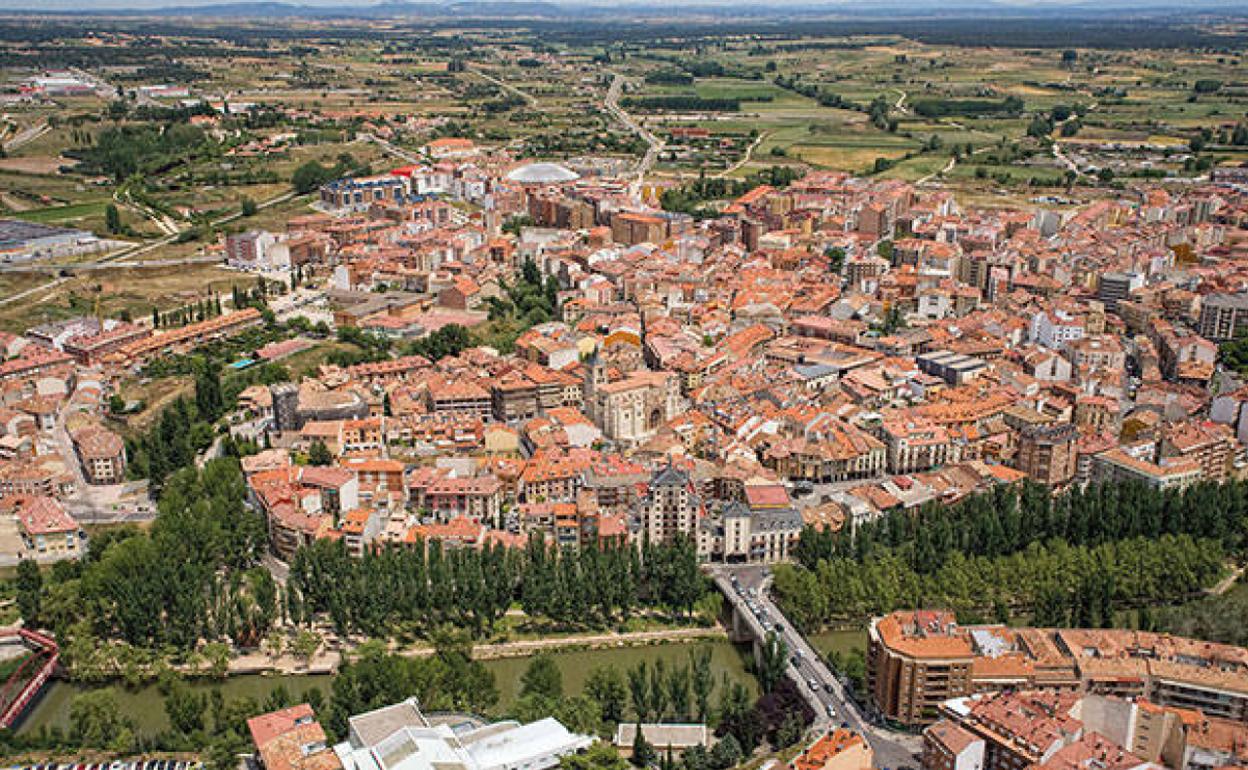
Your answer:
[99,188,300,264]
[359,132,422,165]
[892,89,908,115]
[117,188,180,237]
[1209,565,1245,596]
[0,276,68,305]
[1,121,49,153]
[471,66,538,109]
[716,131,767,179]
[69,67,120,102]
[0,254,230,274]
[1051,101,1098,179]
[714,565,920,768]
[49,386,156,527]
[915,143,994,187]
[604,72,664,189]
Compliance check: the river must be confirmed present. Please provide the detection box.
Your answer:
[18,639,759,738]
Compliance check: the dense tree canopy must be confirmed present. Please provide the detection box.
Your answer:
[777,478,1245,630]
[286,533,708,639]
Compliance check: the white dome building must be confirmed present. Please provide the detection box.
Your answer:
[506,162,580,185]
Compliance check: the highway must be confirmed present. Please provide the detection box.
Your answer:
[713,565,920,768]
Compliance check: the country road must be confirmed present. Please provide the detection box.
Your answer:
[359,132,422,164]
[893,88,908,114]
[604,72,664,188]
[1209,565,1245,596]
[716,131,767,179]
[1,121,49,153]
[472,66,539,109]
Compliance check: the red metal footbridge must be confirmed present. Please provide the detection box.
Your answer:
[0,627,59,730]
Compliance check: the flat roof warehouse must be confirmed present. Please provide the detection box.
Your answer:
[0,219,98,261]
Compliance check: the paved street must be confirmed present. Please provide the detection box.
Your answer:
[714,565,921,769]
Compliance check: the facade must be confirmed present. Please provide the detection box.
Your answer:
[319,176,410,212]
[917,351,988,386]
[70,424,127,485]
[635,463,703,545]
[870,610,1248,729]
[1159,421,1235,482]
[324,697,594,770]
[116,308,263,364]
[6,495,80,555]
[1096,272,1144,311]
[1092,449,1202,490]
[584,353,683,446]
[868,610,976,727]
[1198,293,1248,342]
[1014,422,1078,487]
[705,484,804,564]
[879,418,962,474]
[923,689,1248,770]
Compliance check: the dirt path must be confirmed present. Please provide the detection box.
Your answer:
[227,625,726,675]
[1209,564,1245,596]
[716,131,767,179]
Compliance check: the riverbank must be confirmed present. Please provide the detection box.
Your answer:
[21,637,757,738]
[226,624,729,675]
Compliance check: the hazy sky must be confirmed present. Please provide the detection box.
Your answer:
[7,0,1240,11]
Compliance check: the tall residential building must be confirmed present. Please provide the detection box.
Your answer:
[1096,271,1144,311]
[1198,293,1248,342]
[867,610,975,727]
[869,610,1248,729]
[1015,422,1078,487]
[635,462,703,545]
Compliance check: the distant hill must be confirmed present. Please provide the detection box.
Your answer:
[13,0,1248,20]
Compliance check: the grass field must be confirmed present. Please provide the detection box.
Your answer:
[0,264,257,333]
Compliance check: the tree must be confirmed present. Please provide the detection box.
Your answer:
[628,662,650,722]
[293,629,321,667]
[562,742,630,770]
[70,689,135,750]
[105,203,122,234]
[774,710,804,749]
[241,196,258,217]
[825,247,846,275]
[690,647,713,722]
[708,734,742,770]
[292,160,335,194]
[307,439,333,467]
[631,723,657,768]
[165,677,208,734]
[757,631,788,694]
[521,652,564,700]
[586,665,629,726]
[15,559,42,627]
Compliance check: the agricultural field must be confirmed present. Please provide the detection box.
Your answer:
[0,16,1244,315]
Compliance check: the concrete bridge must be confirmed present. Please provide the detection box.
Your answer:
[710,566,920,767]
